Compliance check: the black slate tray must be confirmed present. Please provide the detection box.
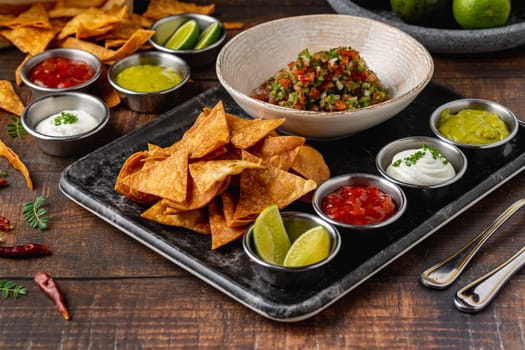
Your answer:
[59,83,525,322]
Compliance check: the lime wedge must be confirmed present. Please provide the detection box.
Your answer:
[253,204,291,265]
[164,19,200,50]
[283,226,331,267]
[194,22,222,50]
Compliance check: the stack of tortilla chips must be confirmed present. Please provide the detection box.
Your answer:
[115,101,331,249]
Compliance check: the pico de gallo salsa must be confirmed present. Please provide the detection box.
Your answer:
[29,57,95,89]
[321,185,396,225]
[251,46,389,112]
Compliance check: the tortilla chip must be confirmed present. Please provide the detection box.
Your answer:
[256,135,305,157]
[0,139,33,190]
[98,28,155,63]
[57,7,124,40]
[1,26,56,55]
[221,191,253,227]
[141,201,210,235]
[58,36,114,60]
[0,80,24,116]
[189,159,264,194]
[209,199,249,250]
[234,151,317,221]
[224,112,286,149]
[291,145,331,185]
[182,101,230,159]
[47,7,84,19]
[101,0,129,11]
[163,177,230,213]
[224,22,245,30]
[143,0,215,20]
[55,0,107,8]
[96,66,121,108]
[125,145,188,203]
[1,3,51,29]
[114,151,159,203]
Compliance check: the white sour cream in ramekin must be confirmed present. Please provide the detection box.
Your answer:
[36,110,98,137]
[386,145,456,186]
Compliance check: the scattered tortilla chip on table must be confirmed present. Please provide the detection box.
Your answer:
[0,139,33,190]
[0,80,25,116]
[1,3,52,29]
[142,0,215,20]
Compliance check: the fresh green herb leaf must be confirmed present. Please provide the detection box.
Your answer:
[392,144,449,167]
[0,280,27,299]
[54,111,78,126]
[23,195,49,231]
[7,116,26,139]
[424,144,449,165]
[0,170,6,178]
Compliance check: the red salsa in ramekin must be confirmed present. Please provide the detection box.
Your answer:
[29,57,95,89]
[320,185,397,225]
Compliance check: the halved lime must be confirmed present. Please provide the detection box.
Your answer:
[164,19,200,50]
[253,204,291,265]
[194,22,222,50]
[283,226,331,267]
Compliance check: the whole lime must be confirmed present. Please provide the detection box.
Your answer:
[453,0,511,29]
[390,0,454,27]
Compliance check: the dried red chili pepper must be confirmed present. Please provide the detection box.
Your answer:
[0,216,13,231]
[0,178,7,187]
[0,243,50,258]
[34,272,70,320]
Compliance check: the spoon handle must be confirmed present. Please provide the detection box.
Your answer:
[454,245,525,313]
[420,198,525,289]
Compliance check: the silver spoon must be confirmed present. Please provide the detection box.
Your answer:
[420,198,525,289]
[454,245,525,313]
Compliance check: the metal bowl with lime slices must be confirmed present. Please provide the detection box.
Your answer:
[149,13,227,68]
[243,211,341,289]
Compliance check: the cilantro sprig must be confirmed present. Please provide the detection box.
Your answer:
[23,195,49,231]
[392,144,449,167]
[7,115,26,139]
[0,280,27,299]
[54,111,78,126]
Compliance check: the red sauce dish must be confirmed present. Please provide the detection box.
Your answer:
[320,185,397,225]
[29,57,95,89]
[312,173,407,229]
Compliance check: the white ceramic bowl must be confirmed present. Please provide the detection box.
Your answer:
[216,14,434,140]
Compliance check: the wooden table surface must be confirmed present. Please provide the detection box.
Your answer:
[1,1,524,349]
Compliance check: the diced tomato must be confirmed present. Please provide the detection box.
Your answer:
[278,78,291,88]
[333,100,346,110]
[321,185,396,225]
[29,57,95,89]
[308,87,320,99]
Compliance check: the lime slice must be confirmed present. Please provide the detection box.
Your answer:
[283,226,331,267]
[164,19,200,50]
[253,204,291,265]
[194,22,222,50]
